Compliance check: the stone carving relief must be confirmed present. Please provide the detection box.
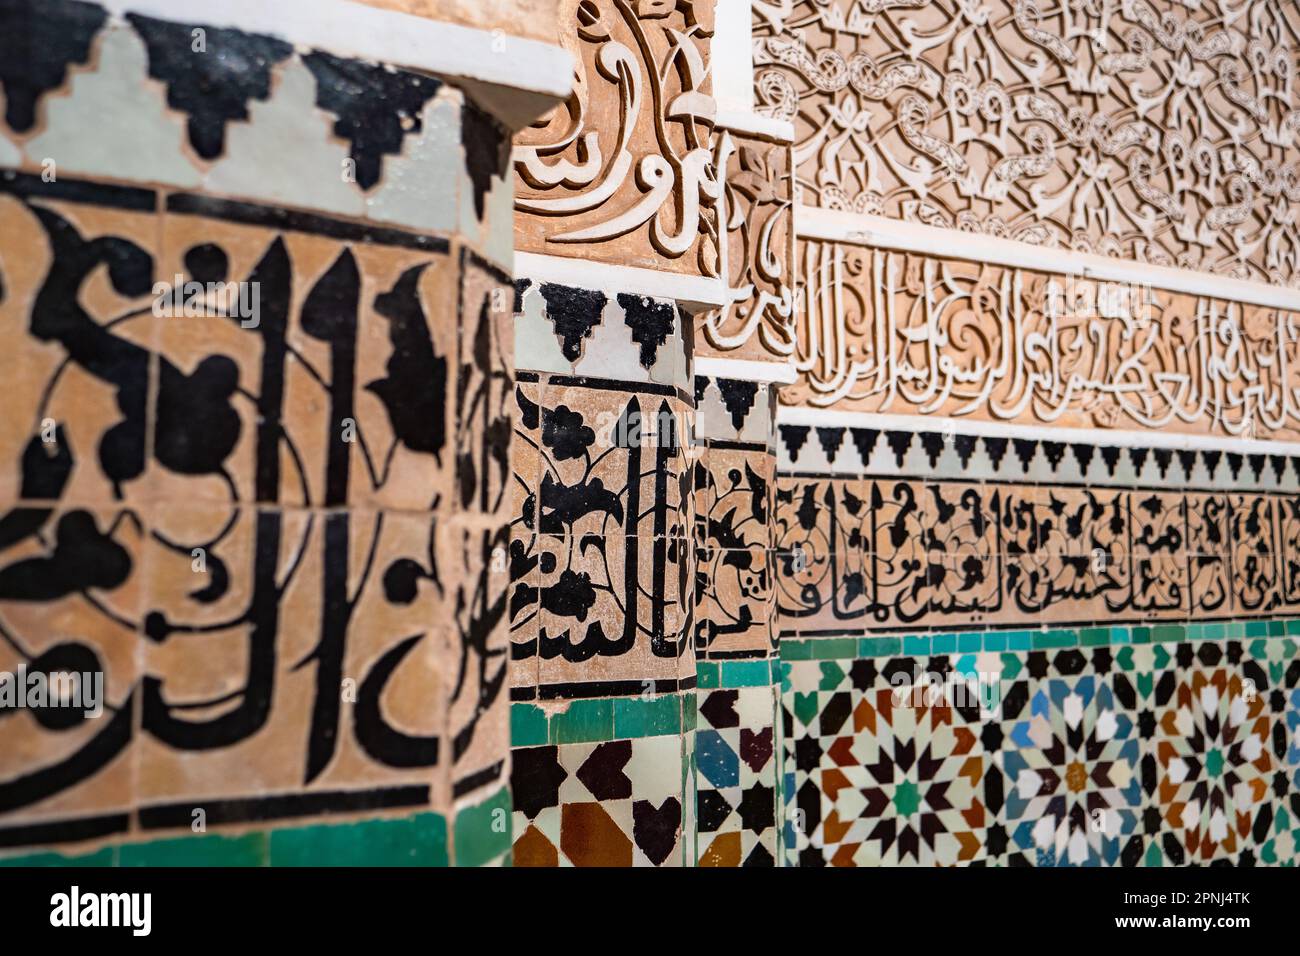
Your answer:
[753,0,1300,285]
[514,0,723,274]
[698,128,798,361]
[785,240,1300,440]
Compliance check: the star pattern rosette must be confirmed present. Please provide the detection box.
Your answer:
[826,672,987,866]
[1155,667,1273,862]
[1003,676,1140,866]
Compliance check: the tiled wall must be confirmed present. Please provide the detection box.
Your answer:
[0,0,522,865]
[775,427,1300,632]
[693,375,782,865]
[772,425,1300,866]
[507,281,698,865]
[7,0,1299,871]
[781,624,1298,867]
[743,0,1300,867]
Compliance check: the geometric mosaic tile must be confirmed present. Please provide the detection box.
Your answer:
[695,687,778,867]
[783,632,1300,867]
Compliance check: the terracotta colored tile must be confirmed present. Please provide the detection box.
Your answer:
[136,507,451,821]
[698,830,742,866]
[537,533,689,693]
[0,196,159,509]
[512,822,559,867]
[0,506,144,828]
[151,213,461,512]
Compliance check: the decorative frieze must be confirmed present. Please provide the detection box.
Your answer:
[781,241,1300,441]
[775,466,1300,634]
[753,0,1300,285]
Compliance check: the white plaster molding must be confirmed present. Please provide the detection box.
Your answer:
[777,405,1300,458]
[710,0,754,114]
[695,356,797,385]
[98,0,573,129]
[712,110,794,143]
[514,252,730,310]
[798,205,1300,314]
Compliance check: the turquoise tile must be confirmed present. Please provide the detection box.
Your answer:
[983,631,1007,652]
[0,846,117,867]
[1007,631,1032,651]
[958,633,982,653]
[818,661,847,691]
[861,636,902,658]
[511,702,549,747]
[954,653,979,680]
[614,693,681,738]
[1080,627,1109,647]
[811,638,857,661]
[903,635,930,656]
[453,786,511,867]
[120,832,267,867]
[1153,624,1185,643]
[550,698,614,744]
[778,640,813,661]
[270,813,448,866]
[1033,629,1076,649]
[930,633,956,654]
[721,659,773,686]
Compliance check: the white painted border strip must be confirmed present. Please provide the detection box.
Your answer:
[798,205,1300,313]
[695,356,798,384]
[777,405,1300,457]
[713,111,794,144]
[100,0,573,119]
[514,252,730,309]
[710,0,755,114]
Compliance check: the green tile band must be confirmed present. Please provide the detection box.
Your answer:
[777,619,1300,660]
[512,693,690,747]
[268,812,449,867]
[453,786,512,868]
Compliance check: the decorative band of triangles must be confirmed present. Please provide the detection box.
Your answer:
[777,424,1300,493]
[694,375,777,445]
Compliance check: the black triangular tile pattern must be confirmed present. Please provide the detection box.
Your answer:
[774,426,1300,491]
[885,431,913,467]
[779,425,810,462]
[815,426,844,462]
[850,428,879,468]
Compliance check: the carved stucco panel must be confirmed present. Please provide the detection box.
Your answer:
[784,239,1300,441]
[514,0,723,275]
[697,126,799,360]
[753,0,1300,285]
